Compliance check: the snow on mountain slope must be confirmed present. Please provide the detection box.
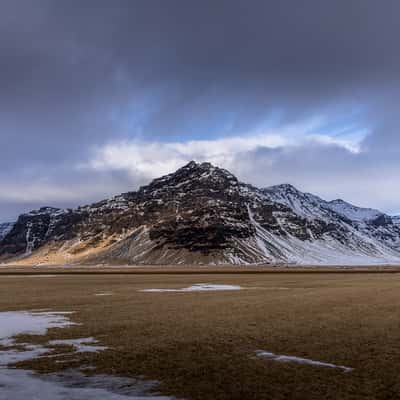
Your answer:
[259,183,400,264]
[392,216,400,225]
[261,184,335,221]
[262,184,383,223]
[242,196,400,265]
[0,222,14,241]
[1,161,400,266]
[324,199,382,222]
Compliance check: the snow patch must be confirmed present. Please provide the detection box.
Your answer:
[0,369,174,400]
[141,283,242,292]
[0,311,75,340]
[25,222,35,254]
[256,350,353,372]
[0,311,175,400]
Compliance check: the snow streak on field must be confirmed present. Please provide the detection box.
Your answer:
[256,350,353,372]
[141,283,242,292]
[0,311,175,400]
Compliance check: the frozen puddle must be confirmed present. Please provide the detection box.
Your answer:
[0,311,175,400]
[141,283,242,292]
[0,369,174,400]
[256,350,353,372]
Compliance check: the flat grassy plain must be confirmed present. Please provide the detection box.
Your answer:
[1,267,400,399]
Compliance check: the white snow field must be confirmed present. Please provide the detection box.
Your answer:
[0,311,175,400]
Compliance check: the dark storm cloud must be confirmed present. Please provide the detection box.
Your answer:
[1,0,400,219]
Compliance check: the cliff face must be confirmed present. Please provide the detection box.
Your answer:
[0,222,14,241]
[2,161,400,266]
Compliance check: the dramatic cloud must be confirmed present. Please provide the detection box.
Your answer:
[86,127,362,180]
[1,0,400,220]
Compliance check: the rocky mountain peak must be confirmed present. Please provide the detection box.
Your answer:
[261,183,326,219]
[267,183,299,193]
[325,199,382,222]
[329,199,344,205]
[262,184,312,202]
[24,207,65,217]
[1,162,400,266]
[139,161,240,199]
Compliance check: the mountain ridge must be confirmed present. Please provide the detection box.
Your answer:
[1,161,400,266]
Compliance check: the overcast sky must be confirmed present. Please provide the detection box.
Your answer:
[1,0,400,220]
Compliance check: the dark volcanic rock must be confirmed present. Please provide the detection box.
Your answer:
[0,207,85,257]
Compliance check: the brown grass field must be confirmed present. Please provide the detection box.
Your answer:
[1,266,400,399]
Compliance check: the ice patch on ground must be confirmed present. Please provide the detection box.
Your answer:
[141,283,242,292]
[0,311,175,400]
[0,369,174,400]
[49,337,108,353]
[256,350,353,372]
[0,311,75,340]
[0,311,76,365]
[0,343,50,365]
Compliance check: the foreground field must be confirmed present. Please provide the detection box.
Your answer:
[1,269,400,399]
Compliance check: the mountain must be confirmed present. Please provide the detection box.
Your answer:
[262,184,382,222]
[1,161,400,266]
